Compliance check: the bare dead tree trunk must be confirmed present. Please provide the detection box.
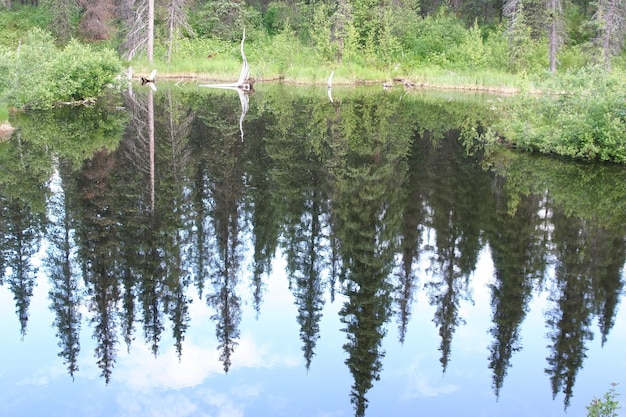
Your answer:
[148,0,154,63]
[595,0,626,70]
[547,0,562,73]
[167,6,174,63]
[121,0,147,60]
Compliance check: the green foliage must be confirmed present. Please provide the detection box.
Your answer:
[188,1,262,40]
[2,28,58,108]
[484,146,626,229]
[587,383,621,417]
[263,2,297,35]
[402,12,468,66]
[564,4,594,46]
[260,25,298,74]
[497,66,626,162]
[51,40,121,101]
[0,4,52,47]
[1,28,121,109]
[308,4,337,65]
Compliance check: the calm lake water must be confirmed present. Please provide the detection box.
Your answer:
[1,82,625,417]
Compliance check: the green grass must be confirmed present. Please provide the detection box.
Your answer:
[129,39,524,93]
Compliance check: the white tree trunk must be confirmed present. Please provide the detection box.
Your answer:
[148,0,154,63]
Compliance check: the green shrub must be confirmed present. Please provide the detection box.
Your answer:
[264,2,297,35]
[587,383,621,417]
[1,28,120,109]
[4,28,58,108]
[403,12,467,65]
[0,4,52,47]
[499,66,626,162]
[51,40,121,101]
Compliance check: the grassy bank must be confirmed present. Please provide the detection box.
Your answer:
[127,35,527,94]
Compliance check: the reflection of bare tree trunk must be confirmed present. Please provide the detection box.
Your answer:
[165,89,193,178]
[148,87,155,212]
[121,89,153,213]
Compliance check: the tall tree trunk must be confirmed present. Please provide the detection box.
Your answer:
[595,0,625,70]
[148,0,154,63]
[547,0,562,73]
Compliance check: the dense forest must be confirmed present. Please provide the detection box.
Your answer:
[2,0,626,78]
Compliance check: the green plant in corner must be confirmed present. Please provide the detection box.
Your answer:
[587,383,621,417]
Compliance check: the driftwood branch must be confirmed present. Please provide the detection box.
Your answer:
[199,29,254,90]
[328,70,334,103]
[198,29,253,140]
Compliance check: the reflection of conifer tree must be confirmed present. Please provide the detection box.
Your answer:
[396,137,427,344]
[115,91,157,351]
[266,101,331,369]
[157,88,194,359]
[486,192,545,398]
[1,199,41,337]
[166,266,190,360]
[545,208,595,409]
[200,99,246,373]
[332,96,409,417]
[117,90,158,353]
[336,164,401,417]
[588,230,625,346]
[76,150,121,384]
[188,117,214,300]
[0,137,48,336]
[288,194,327,370]
[119,255,137,351]
[46,160,82,379]
[207,219,242,374]
[423,131,488,373]
[244,125,280,317]
[191,160,212,299]
[137,232,166,356]
[208,174,243,374]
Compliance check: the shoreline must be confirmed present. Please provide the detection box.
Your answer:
[133,70,522,95]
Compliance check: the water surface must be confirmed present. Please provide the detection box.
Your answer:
[1,83,625,417]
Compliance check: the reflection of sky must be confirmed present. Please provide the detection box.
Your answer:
[1,246,625,417]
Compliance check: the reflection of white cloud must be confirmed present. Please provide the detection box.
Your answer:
[232,334,300,370]
[118,340,222,391]
[17,362,67,386]
[17,375,49,386]
[399,356,459,399]
[117,333,299,391]
[314,410,348,417]
[200,388,246,417]
[402,373,459,399]
[116,389,240,417]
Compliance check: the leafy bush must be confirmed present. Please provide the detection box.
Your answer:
[1,28,121,109]
[0,4,52,47]
[498,66,626,162]
[2,28,58,108]
[51,40,121,101]
[402,12,467,65]
[587,383,621,417]
[264,2,298,35]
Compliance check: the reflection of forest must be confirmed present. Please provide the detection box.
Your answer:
[1,86,625,416]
